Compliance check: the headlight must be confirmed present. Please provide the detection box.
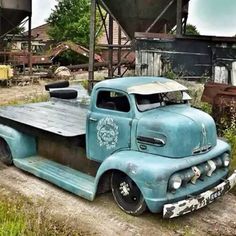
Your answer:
[222,153,230,167]
[169,174,182,191]
[213,158,223,168]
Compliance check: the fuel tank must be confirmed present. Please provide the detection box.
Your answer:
[0,0,31,36]
[100,0,190,39]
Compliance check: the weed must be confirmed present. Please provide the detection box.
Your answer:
[162,69,180,81]
[0,94,49,107]
[196,102,212,115]
[0,191,84,235]
[222,120,236,168]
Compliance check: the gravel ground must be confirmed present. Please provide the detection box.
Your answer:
[0,163,236,236]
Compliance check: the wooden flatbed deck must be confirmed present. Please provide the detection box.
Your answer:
[0,100,88,137]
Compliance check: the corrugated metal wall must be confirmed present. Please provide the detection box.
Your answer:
[135,35,236,81]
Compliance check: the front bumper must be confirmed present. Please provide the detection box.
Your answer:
[163,170,236,218]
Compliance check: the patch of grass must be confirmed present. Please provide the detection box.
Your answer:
[163,70,179,81]
[159,218,195,235]
[194,102,212,115]
[220,119,236,194]
[0,199,26,235]
[159,218,181,231]
[0,94,49,107]
[222,121,236,171]
[0,191,84,236]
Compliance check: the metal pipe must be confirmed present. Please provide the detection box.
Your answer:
[97,4,109,42]
[28,14,32,75]
[88,0,96,93]
[117,26,122,75]
[98,44,131,49]
[146,0,174,33]
[108,14,113,78]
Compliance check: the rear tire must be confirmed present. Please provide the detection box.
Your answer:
[0,139,13,166]
[111,171,146,216]
[45,81,69,91]
[49,89,78,99]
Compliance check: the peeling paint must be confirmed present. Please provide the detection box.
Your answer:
[127,163,138,175]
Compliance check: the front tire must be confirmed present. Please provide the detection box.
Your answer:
[0,138,13,165]
[111,171,146,216]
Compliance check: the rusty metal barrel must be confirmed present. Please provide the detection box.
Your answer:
[0,0,32,36]
[202,82,236,126]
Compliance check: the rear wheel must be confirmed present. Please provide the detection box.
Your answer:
[111,171,146,215]
[0,139,12,165]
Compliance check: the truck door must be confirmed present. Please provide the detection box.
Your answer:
[87,89,132,162]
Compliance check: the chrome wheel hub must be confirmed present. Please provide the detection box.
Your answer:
[119,182,130,196]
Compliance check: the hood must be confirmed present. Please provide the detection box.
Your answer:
[136,105,217,158]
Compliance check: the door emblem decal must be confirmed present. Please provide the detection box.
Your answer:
[97,117,119,150]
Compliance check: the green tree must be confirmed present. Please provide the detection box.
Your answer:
[185,24,200,36]
[10,26,25,35]
[47,0,101,47]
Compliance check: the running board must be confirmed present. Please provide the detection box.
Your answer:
[13,156,96,201]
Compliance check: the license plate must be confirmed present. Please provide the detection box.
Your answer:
[209,181,230,201]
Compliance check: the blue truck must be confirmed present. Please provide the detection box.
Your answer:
[0,76,235,218]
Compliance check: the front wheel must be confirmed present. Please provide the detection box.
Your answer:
[111,171,146,215]
[0,138,12,166]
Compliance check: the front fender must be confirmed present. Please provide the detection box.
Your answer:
[94,150,172,200]
[94,140,230,203]
[0,124,36,159]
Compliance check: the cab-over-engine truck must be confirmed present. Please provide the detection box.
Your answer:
[0,77,235,218]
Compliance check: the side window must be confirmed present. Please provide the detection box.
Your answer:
[96,91,130,112]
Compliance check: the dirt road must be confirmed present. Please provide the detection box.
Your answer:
[0,83,47,105]
[0,163,236,236]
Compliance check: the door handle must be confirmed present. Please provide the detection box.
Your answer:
[89,117,98,122]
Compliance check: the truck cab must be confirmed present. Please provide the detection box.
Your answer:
[0,76,235,218]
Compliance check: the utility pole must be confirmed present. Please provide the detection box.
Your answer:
[28,14,32,75]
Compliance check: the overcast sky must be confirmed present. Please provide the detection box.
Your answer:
[188,0,236,36]
[32,0,236,36]
[32,0,57,28]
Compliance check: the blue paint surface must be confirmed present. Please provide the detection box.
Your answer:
[95,139,230,212]
[14,156,95,201]
[0,124,36,159]
[136,104,217,157]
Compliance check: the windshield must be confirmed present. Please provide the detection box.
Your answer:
[135,91,191,112]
